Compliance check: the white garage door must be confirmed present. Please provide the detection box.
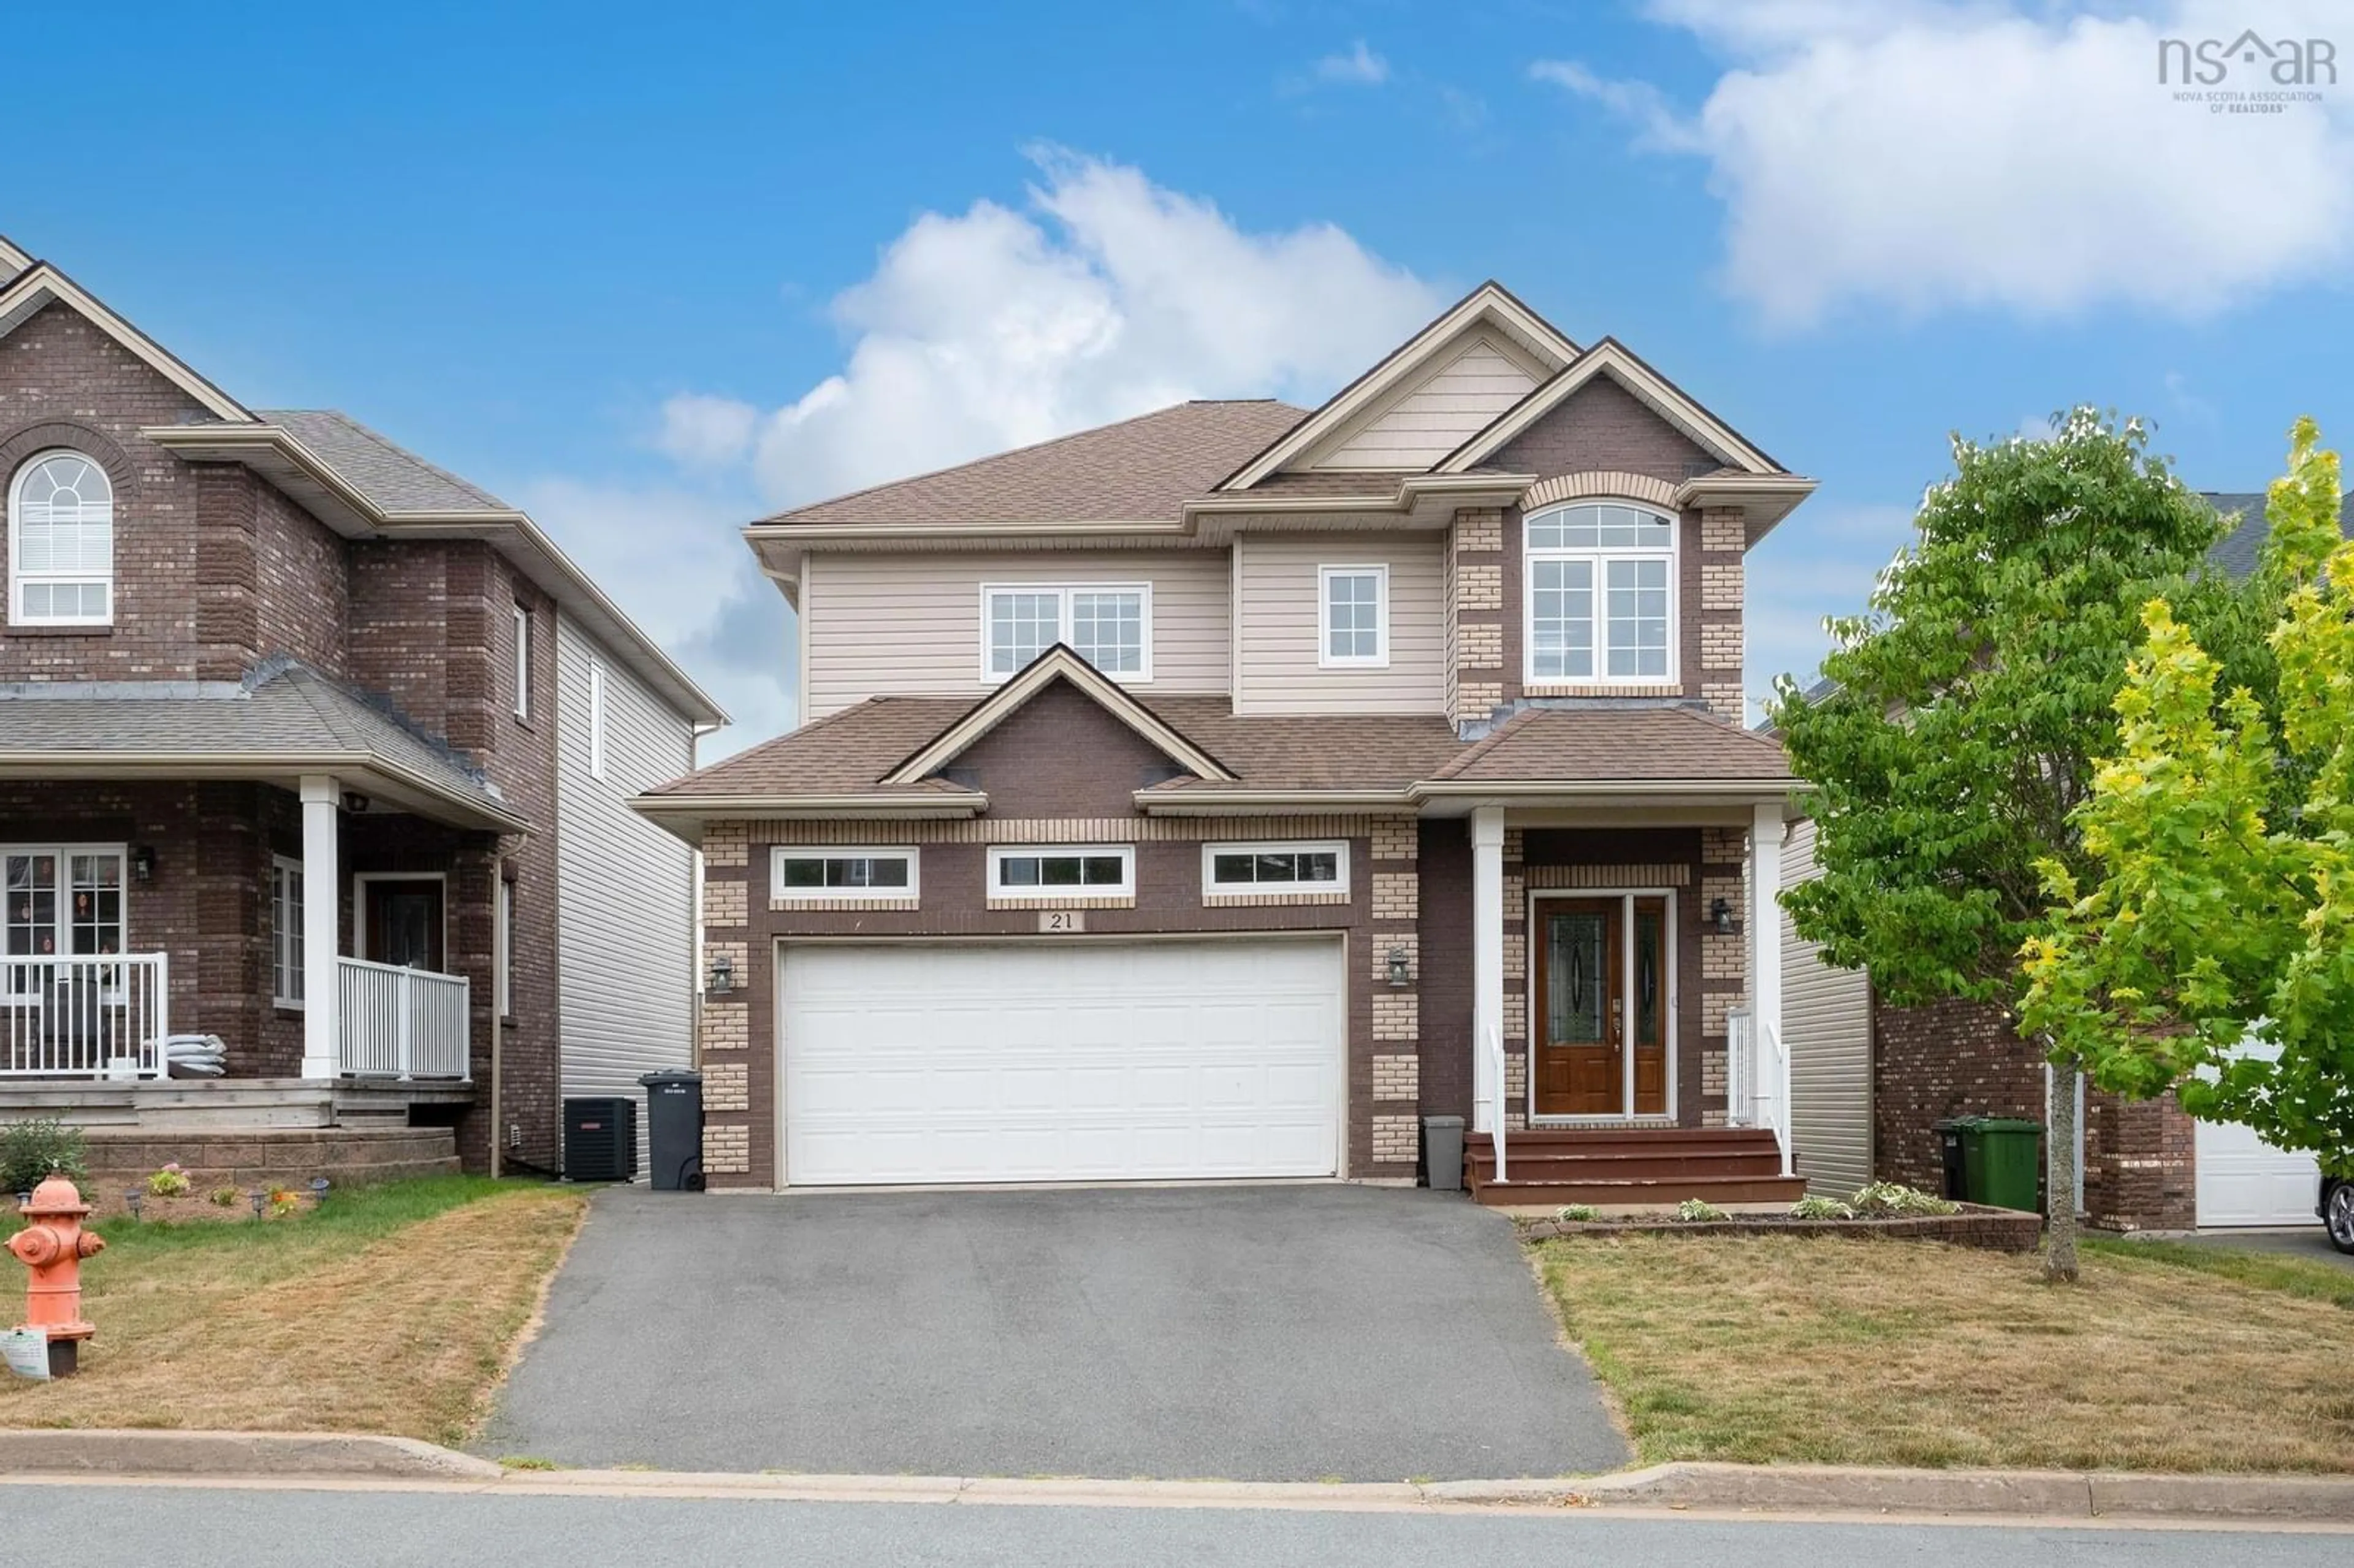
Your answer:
[780,938,1344,1186]
[2196,1116,2321,1228]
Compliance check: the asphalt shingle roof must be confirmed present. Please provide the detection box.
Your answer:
[0,658,514,820]
[1434,705,1791,783]
[2203,490,2354,580]
[758,401,1309,527]
[261,409,511,515]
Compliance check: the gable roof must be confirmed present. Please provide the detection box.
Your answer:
[756,401,1306,528]
[0,261,251,422]
[1436,337,1785,477]
[259,410,510,514]
[0,234,31,276]
[884,645,1234,785]
[1217,281,1580,490]
[2204,490,2354,579]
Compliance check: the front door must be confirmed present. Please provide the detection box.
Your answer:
[1534,895,1672,1118]
[364,879,445,971]
[1535,900,1620,1116]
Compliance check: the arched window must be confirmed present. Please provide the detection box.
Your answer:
[9,451,115,626]
[1523,500,1676,683]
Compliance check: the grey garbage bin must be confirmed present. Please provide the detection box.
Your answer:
[639,1070,705,1192]
[1423,1115,1465,1192]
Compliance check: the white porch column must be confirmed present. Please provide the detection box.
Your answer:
[1750,802,1788,1171]
[1471,805,1505,1133]
[299,775,341,1081]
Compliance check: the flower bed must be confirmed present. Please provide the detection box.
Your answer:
[1518,1202,2041,1252]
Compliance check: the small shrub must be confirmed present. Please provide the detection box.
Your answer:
[1554,1203,1603,1223]
[147,1162,191,1198]
[0,1117,88,1193]
[208,1186,241,1208]
[1674,1198,1730,1223]
[1851,1181,1960,1218]
[1789,1194,1855,1221]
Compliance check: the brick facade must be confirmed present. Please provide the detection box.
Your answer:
[0,298,568,1174]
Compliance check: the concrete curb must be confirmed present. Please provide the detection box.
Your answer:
[0,1430,502,1482]
[1,1436,2348,1521]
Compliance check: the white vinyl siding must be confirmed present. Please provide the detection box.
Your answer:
[1235,535,1445,714]
[1781,818,1873,1196]
[555,612,699,1174]
[804,550,1228,718]
[1311,333,1541,470]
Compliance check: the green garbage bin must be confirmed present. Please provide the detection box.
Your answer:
[1960,1117,2043,1212]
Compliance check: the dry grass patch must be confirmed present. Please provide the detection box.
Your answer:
[1537,1234,2354,1474]
[0,1177,585,1445]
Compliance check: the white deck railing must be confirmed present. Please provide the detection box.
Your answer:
[334,957,470,1081]
[0,954,169,1078]
[1727,1005,1794,1176]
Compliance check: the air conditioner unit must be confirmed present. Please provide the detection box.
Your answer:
[562,1097,638,1182]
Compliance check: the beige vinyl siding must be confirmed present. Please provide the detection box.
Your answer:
[1234,535,1446,714]
[1781,818,1873,1195]
[1313,334,1540,470]
[803,549,1230,718]
[555,612,699,1174]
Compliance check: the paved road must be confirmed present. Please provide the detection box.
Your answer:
[10,1484,2349,1567]
[2177,1226,2352,1271]
[482,1183,1626,1479]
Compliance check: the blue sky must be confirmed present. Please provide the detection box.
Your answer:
[10,1,2348,750]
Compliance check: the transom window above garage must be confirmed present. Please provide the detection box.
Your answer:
[1203,841,1349,896]
[773,847,919,898]
[987,845,1135,898]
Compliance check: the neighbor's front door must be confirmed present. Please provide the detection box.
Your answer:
[1535,900,1620,1116]
[365,879,445,972]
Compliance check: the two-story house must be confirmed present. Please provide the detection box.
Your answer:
[638,283,1812,1202]
[0,232,724,1179]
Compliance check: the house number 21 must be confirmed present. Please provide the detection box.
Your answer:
[1038,910,1084,933]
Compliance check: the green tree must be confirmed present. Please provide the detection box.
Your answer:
[2023,419,2354,1178]
[1770,409,2238,1282]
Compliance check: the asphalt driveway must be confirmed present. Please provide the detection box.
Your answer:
[481,1184,1627,1481]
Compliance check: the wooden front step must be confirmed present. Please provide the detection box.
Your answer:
[1462,1127,1804,1208]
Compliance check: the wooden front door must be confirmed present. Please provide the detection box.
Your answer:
[1630,897,1668,1116]
[1535,900,1620,1116]
[364,879,445,972]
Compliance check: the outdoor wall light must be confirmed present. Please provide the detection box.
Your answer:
[341,791,371,815]
[130,845,155,883]
[708,952,735,995]
[1386,946,1411,988]
[1710,897,1741,935]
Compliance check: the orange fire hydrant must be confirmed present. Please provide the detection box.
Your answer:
[8,1174,104,1377]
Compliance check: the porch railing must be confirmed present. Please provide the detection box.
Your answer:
[0,954,169,1079]
[1726,1005,1794,1176]
[334,957,470,1081]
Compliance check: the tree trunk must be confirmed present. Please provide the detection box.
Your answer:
[2044,1056,2081,1283]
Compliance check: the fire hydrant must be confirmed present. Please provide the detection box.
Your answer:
[8,1174,104,1377]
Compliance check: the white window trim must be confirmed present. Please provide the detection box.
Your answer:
[2,843,129,999]
[512,602,531,720]
[772,847,921,900]
[496,873,515,1018]
[8,449,115,628]
[1202,840,1351,896]
[272,854,305,1010]
[985,843,1136,900]
[1522,500,1680,688]
[977,582,1154,684]
[587,660,608,780]
[1317,565,1390,670]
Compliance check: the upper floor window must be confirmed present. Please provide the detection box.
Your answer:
[512,602,531,720]
[981,583,1151,681]
[1319,565,1388,669]
[1525,501,1676,683]
[9,452,115,626]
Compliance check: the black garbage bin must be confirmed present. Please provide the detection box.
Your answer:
[639,1070,706,1192]
[1932,1117,1972,1201]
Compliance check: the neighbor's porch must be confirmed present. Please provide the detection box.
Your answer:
[1434,797,1799,1207]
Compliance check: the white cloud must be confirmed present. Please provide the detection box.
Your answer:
[1314,40,1391,85]
[1743,501,1914,717]
[1537,1,2354,327]
[536,151,1439,753]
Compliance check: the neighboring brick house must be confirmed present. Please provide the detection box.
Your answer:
[0,234,723,1174]
[638,283,1819,1204]
[1778,494,2348,1231]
